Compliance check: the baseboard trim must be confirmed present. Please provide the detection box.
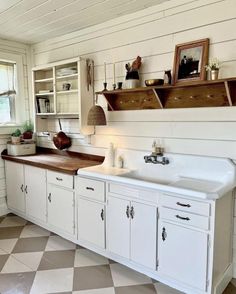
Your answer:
[0,202,9,216]
[214,263,233,294]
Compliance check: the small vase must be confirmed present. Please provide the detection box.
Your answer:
[125,79,140,89]
[210,69,219,80]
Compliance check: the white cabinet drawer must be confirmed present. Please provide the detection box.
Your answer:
[161,194,210,216]
[109,183,139,198]
[161,207,209,230]
[76,177,105,202]
[47,170,74,189]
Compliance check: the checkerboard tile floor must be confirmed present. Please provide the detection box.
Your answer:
[0,213,235,294]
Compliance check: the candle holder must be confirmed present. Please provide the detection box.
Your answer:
[103,82,107,91]
[112,84,116,90]
[117,82,123,90]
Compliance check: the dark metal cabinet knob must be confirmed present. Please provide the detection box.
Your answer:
[130,206,134,219]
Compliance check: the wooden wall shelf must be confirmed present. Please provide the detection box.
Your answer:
[96,77,236,111]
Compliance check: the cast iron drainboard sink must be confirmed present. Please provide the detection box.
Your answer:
[119,172,224,194]
[119,171,172,185]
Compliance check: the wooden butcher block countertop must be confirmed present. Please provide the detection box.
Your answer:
[1,148,104,175]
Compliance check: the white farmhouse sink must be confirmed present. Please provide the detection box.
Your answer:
[118,170,171,185]
[77,152,236,200]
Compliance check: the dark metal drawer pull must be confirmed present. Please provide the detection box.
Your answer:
[25,185,28,194]
[176,215,190,221]
[20,184,24,192]
[48,193,52,203]
[176,202,191,208]
[86,187,94,191]
[56,177,63,181]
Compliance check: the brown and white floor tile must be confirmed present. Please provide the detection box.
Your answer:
[11,251,44,270]
[154,282,184,294]
[0,215,27,227]
[1,255,33,273]
[38,250,75,270]
[73,288,115,294]
[0,272,36,293]
[20,224,51,238]
[74,248,109,267]
[0,238,18,254]
[12,236,49,253]
[0,225,24,239]
[30,268,74,294]
[0,213,234,294]
[73,265,114,291]
[0,254,9,271]
[45,235,77,251]
[110,263,152,287]
[115,284,157,294]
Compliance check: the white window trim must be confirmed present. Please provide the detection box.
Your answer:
[0,50,26,131]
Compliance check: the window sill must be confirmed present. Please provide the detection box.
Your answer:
[0,124,22,135]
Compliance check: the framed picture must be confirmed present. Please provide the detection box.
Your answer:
[172,38,209,84]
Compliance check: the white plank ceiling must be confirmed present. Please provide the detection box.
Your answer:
[0,0,169,44]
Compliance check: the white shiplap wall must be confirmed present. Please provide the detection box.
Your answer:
[0,38,31,215]
[32,0,236,276]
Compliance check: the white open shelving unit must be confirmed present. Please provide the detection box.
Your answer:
[32,57,94,135]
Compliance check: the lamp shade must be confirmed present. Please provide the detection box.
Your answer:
[87,105,107,125]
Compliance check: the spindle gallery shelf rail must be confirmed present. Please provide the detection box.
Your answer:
[96,77,236,111]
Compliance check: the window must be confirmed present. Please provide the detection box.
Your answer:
[0,61,16,124]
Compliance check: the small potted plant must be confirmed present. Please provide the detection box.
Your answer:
[205,57,220,80]
[11,129,21,144]
[22,119,34,140]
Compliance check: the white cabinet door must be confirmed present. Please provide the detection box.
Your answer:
[158,221,208,291]
[78,198,105,248]
[130,201,157,270]
[5,161,25,213]
[48,184,75,235]
[107,197,130,259]
[25,165,46,222]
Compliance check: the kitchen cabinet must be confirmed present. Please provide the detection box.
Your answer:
[158,193,211,292]
[47,171,75,236]
[4,157,234,294]
[130,201,157,269]
[5,161,46,222]
[24,165,46,222]
[47,184,75,236]
[33,57,94,135]
[107,196,130,259]
[78,198,105,248]
[76,177,106,248]
[5,161,25,213]
[107,195,157,270]
[158,221,209,291]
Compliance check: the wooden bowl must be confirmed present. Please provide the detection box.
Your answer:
[145,79,164,86]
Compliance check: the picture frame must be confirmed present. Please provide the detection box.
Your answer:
[172,38,209,85]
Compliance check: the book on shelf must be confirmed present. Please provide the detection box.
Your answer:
[36,97,50,113]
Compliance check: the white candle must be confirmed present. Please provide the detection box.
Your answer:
[104,62,107,83]
[113,63,116,84]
